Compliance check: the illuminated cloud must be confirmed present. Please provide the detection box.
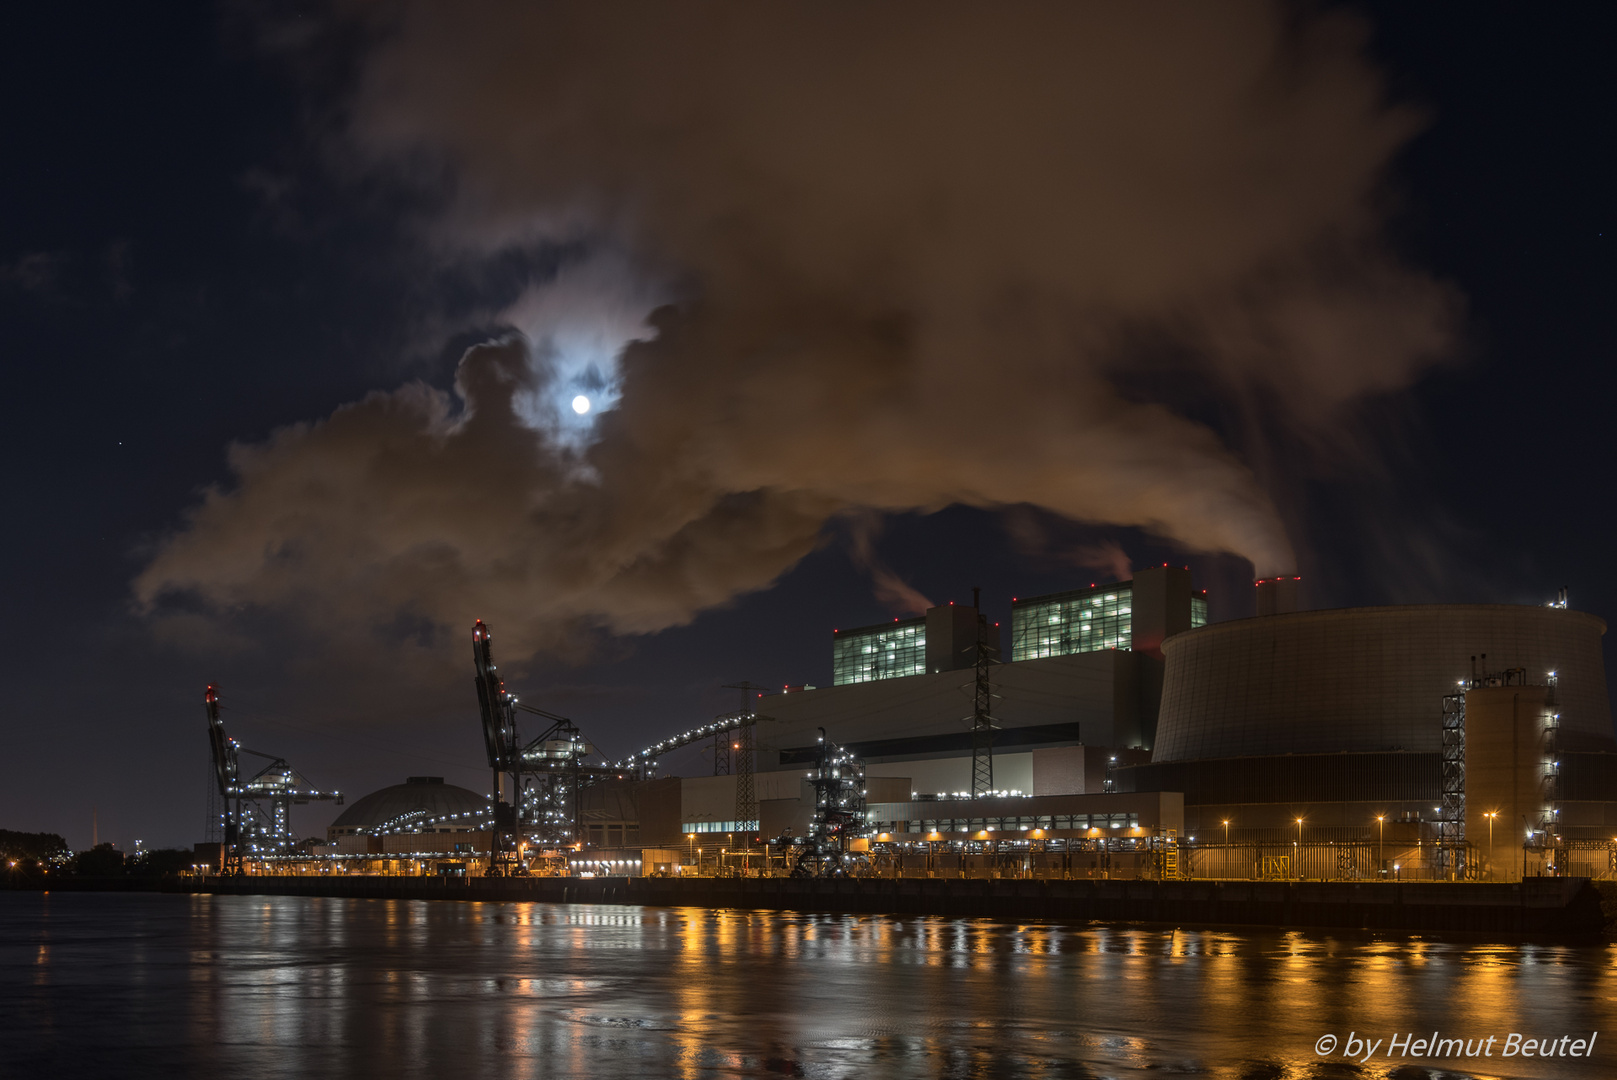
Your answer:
[137,2,1460,658]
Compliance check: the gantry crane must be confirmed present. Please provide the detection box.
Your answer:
[473,620,631,871]
[471,621,771,870]
[205,684,342,874]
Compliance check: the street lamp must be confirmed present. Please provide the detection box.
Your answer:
[1376,815,1385,878]
[1484,812,1498,880]
[687,832,697,874]
[1222,819,1230,845]
[1295,818,1304,881]
[1523,817,1532,880]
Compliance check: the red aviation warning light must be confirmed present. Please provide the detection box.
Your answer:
[1253,575,1302,616]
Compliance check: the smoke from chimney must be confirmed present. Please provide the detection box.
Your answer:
[134,4,1458,666]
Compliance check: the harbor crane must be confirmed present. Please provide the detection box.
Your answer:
[473,620,631,871]
[470,620,771,871]
[204,685,342,874]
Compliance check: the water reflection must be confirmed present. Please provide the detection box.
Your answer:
[1,892,1613,1079]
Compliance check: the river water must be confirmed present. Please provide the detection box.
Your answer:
[2,891,1613,1079]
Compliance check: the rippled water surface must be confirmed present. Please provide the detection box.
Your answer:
[3,891,1615,1079]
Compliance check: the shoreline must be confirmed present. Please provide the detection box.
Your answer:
[88,874,1607,936]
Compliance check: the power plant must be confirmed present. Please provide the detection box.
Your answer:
[198,572,1617,885]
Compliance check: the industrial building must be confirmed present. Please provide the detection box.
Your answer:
[324,777,490,848]
[202,565,1617,884]
[831,602,998,684]
[833,566,1207,682]
[1010,568,1208,661]
[522,566,1211,874]
[306,777,494,874]
[1113,597,1617,878]
[658,573,1617,881]
[790,566,1204,795]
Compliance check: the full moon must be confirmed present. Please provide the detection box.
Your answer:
[571,395,591,415]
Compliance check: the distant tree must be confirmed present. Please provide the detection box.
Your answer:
[0,830,71,862]
[128,848,195,877]
[70,843,126,877]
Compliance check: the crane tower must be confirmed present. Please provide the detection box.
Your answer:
[204,684,342,873]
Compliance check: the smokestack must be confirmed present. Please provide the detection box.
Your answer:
[1254,576,1302,617]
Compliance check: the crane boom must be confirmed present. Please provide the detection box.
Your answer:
[472,620,521,771]
[472,620,526,874]
[468,619,769,868]
[205,684,239,799]
[204,684,243,876]
[201,684,340,875]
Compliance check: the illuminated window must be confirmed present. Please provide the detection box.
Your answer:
[832,618,927,684]
[1010,584,1132,661]
[1191,596,1208,629]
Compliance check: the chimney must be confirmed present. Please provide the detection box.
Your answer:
[1130,564,1194,659]
[1254,576,1302,617]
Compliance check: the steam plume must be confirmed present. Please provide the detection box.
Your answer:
[1071,543,1135,587]
[845,513,935,616]
[136,3,1459,658]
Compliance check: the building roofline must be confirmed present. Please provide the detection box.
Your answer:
[1162,603,1608,654]
[1010,581,1133,607]
[833,615,926,637]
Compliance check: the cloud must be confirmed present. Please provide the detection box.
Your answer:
[844,512,934,616]
[497,248,663,449]
[1070,543,1135,587]
[135,337,841,649]
[1,250,71,292]
[1002,511,1132,583]
[137,2,1461,661]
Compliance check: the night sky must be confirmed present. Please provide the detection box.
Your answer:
[3,3,1613,851]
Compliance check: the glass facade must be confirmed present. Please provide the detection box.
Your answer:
[871,813,1141,834]
[832,618,927,685]
[1010,584,1132,661]
[682,820,742,834]
[1191,596,1208,629]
